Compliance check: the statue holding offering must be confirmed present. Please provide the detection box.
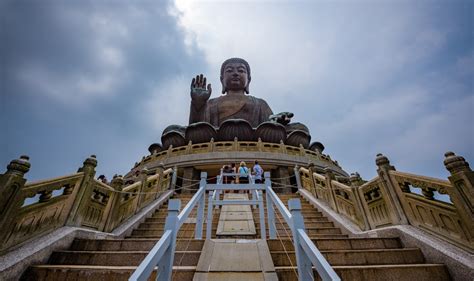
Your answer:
[189,58,274,128]
[161,57,313,149]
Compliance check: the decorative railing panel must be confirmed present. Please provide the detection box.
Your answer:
[359,177,391,228]
[332,181,360,227]
[81,180,114,230]
[1,173,84,252]
[313,172,329,203]
[389,170,473,251]
[140,140,341,170]
[0,155,176,253]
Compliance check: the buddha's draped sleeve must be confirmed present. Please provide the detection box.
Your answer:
[258,98,273,125]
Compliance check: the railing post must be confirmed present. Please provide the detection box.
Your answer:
[0,155,30,244]
[375,154,408,225]
[215,174,221,209]
[104,175,124,232]
[158,199,180,281]
[67,155,97,226]
[308,163,318,198]
[294,165,302,190]
[265,172,276,239]
[135,168,149,213]
[444,152,474,240]
[258,190,266,239]
[206,191,214,239]
[324,168,338,212]
[349,172,370,231]
[195,173,207,239]
[154,163,165,199]
[289,199,312,281]
[171,166,178,191]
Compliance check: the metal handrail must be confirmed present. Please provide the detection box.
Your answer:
[130,172,208,281]
[131,171,339,281]
[265,171,340,281]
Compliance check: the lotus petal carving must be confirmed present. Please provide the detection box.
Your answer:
[256,122,287,144]
[286,130,311,148]
[161,125,186,149]
[309,142,325,153]
[217,119,255,141]
[185,122,217,144]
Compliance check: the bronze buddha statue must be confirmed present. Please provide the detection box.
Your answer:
[161,58,314,149]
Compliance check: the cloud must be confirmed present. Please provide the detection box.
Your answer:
[1,0,206,180]
[174,1,473,179]
[1,0,472,183]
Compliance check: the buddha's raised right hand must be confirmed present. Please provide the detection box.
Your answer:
[190,74,212,103]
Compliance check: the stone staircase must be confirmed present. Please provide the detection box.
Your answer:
[21,193,212,280]
[262,194,451,281]
[20,191,451,280]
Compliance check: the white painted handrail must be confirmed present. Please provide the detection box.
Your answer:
[265,171,340,281]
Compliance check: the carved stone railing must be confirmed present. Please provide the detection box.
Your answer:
[389,169,473,251]
[358,177,391,229]
[0,155,174,254]
[137,139,341,170]
[297,152,474,252]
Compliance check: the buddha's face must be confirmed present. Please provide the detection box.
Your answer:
[221,62,249,92]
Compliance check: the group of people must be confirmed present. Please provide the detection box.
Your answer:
[221,160,264,184]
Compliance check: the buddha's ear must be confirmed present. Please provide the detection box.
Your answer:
[220,75,226,94]
[245,77,251,94]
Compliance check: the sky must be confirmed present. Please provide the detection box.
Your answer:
[1,0,473,183]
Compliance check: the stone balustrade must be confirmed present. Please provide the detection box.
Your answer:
[0,155,173,254]
[135,138,340,170]
[298,152,474,253]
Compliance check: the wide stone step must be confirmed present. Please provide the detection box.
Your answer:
[276,221,335,228]
[70,239,205,251]
[48,250,201,266]
[131,228,217,237]
[271,248,424,266]
[275,264,450,281]
[267,238,402,251]
[21,265,196,281]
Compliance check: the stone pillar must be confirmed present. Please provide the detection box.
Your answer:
[443,152,474,240]
[307,163,317,198]
[153,163,165,199]
[182,167,200,193]
[67,155,97,226]
[135,168,149,212]
[375,153,408,225]
[324,168,338,212]
[0,156,30,237]
[104,175,124,232]
[274,166,291,194]
[350,172,370,230]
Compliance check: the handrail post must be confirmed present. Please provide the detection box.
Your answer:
[171,166,178,191]
[258,190,266,239]
[195,173,207,239]
[294,165,302,190]
[206,191,214,239]
[289,199,312,281]
[265,172,276,239]
[158,199,180,281]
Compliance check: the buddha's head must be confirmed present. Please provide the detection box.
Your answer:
[220,58,251,94]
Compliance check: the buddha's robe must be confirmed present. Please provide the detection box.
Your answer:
[189,95,273,128]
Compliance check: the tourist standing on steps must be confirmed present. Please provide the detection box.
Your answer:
[253,161,264,184]
[231,163,237,183]
[222,165,233,184]
[239,161,249,184]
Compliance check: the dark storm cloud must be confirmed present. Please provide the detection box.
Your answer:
[1,0,207,180]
